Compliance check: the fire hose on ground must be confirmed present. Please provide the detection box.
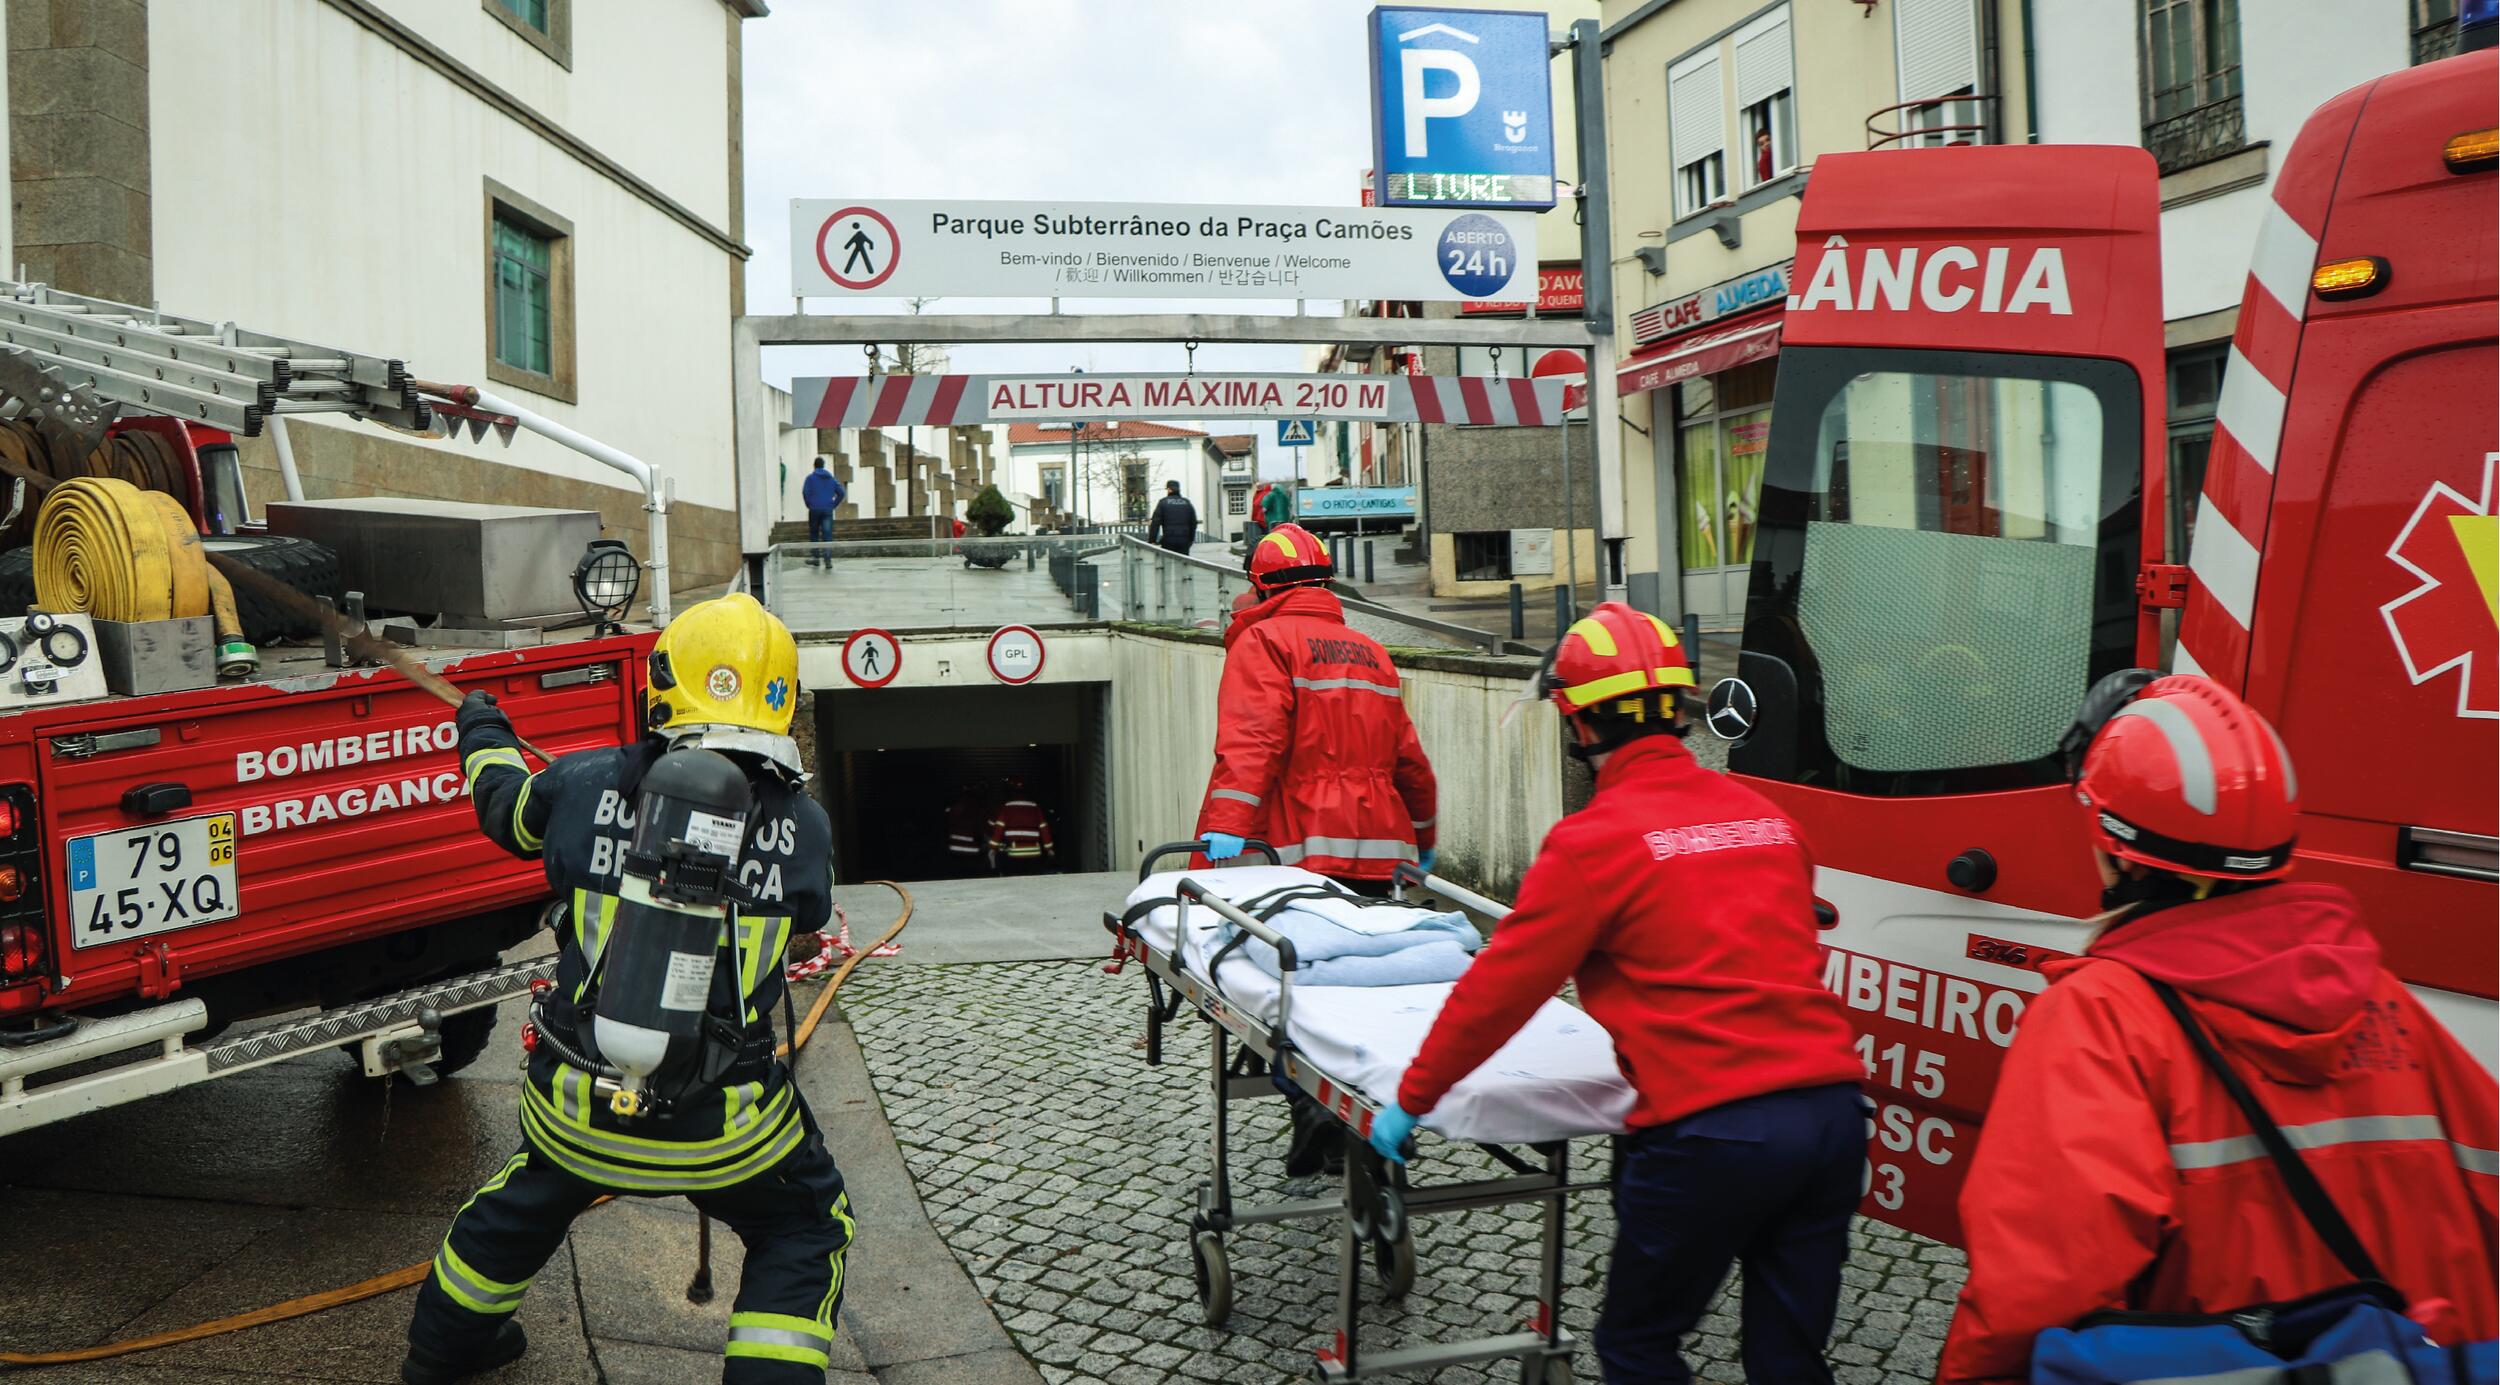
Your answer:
[0,881,913,1371]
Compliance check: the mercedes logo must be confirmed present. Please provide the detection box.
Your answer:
[1705,677,1757,742]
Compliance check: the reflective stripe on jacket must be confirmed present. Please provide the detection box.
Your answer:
[1939,885,2500,1384]
[1193,587,1436,882]
[987,800,1053,857]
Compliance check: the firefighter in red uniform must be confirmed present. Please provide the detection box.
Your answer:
[1369,602,1864,1384]
[985,778,1055,874]
[1195,523,1437,887]
[1938,673,2499,1383]
[1199,523,1437,1176]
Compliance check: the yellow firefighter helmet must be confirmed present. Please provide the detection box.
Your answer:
[646,594,802,771]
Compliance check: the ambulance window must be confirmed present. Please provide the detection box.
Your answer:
[1736,348,2142,795]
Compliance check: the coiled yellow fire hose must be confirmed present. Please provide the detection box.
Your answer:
[0,883,913,1372]
[31,476,256,676]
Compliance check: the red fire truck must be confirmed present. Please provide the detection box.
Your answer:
[1707,48,2496,1244]
[0,288,670,1136]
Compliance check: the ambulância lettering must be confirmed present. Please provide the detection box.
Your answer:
[1787,237,2073,316]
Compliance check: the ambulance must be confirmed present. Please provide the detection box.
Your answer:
[1705,47,2497,1243]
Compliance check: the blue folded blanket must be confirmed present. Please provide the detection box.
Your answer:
[1211,903,1481,987]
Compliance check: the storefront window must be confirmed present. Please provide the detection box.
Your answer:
[1680,420,1722,566]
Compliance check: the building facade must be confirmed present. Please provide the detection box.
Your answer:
[1599,0,2036,626]
[2029,0,2426,558]
[2,0,758,587]
[1001,423,1226,536]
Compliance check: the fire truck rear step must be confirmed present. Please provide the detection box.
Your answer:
[0,955,552,1137]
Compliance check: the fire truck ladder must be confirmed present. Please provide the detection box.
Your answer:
[0,279,431,441]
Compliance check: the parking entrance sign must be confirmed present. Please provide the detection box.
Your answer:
[1369,7,1558,209]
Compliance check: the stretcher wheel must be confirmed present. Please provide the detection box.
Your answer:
[1372,1223,1416,1299]
[1191,1230,1232,1327]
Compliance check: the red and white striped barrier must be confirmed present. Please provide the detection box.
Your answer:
[789,372,1574,430]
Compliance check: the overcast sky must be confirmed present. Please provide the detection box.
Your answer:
[739,0,1399,473]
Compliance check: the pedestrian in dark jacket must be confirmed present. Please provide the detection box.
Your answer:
[800,458,845,568]
[1145,480,1197,554]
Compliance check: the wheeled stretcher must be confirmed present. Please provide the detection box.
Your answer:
[1103,843,1635,1382]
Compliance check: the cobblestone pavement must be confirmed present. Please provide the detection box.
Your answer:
[841,957,1963,1383]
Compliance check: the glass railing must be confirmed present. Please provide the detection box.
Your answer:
[764,533,1510,654]
[763,534,1130,634]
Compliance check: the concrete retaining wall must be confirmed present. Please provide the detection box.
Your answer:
[794,625,1563,900]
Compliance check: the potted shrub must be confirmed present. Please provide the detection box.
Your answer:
[962,484,1018,569]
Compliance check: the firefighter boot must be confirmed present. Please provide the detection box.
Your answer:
[399,1319,526,1385]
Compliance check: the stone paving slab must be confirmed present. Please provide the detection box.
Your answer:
[840,956,1966,1384]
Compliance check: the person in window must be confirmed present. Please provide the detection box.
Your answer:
[1146,479,1198,555]
[1370,603,1863,1383]
[1937,673,2498,1383]
[1755,126,1775,184]
[801,458,845,570]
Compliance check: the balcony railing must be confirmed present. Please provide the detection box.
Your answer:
[1867,94,1999,149]
[2144,94,2248,175]
[2414,18,2462,64]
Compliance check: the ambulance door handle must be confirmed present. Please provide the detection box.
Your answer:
[1945,849,1997,894]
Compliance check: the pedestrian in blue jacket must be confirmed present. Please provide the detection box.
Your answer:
[801,458,845,568]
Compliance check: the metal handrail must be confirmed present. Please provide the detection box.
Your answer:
[1117,537,1507,653]
[1866,93,1999,149]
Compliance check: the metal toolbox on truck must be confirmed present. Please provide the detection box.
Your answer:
[265,498,603,624]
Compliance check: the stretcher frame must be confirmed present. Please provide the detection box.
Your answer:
[1104,842,1601,1383]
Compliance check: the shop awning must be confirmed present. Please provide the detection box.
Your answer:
[1616,314,1782,396]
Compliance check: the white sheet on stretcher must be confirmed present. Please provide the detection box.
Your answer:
[1130,867,1636,1145]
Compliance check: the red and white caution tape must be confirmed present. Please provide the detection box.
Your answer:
[784,903,900,983]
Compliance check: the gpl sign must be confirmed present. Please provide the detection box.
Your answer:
[1369,7,1557,210]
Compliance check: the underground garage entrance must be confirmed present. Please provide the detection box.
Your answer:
[813,681,1113,883]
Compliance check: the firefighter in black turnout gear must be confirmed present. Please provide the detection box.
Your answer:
[402,594,852,1385]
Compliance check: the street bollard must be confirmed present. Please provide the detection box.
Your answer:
[1683,613,1702,680]
[1075,563,1099,619]
[1554,585,1572,637]
[1363,540,1375,585]
[1509,583,1525,640]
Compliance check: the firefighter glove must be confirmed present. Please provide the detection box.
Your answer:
[456,689,507,737]
[1201,832,1245,862]
[1368,1104,1418,1164]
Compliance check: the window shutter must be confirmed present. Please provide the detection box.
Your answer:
[1733,9,1793,110]
[1893,0,1978,100]
[1669,53,1725,169]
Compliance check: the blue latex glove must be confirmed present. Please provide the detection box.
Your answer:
[1416,848,1437,877]
[1202,832,1245,862]
[1369,1104,1420,1163]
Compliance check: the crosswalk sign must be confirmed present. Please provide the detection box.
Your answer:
[1277,418,1318,446]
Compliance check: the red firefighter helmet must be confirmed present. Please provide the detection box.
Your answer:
[1541,602,1696,715]
[1249,523,1334,590]
[2072,673,2299,880]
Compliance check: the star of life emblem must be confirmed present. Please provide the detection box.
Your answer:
[2379,452,2500,720]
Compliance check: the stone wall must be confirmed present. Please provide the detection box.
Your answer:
[9,0,151,301]
[233,420,741,594]
[1415,344,1596,537]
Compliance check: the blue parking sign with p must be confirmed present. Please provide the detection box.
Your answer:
[1369,7,1557,210]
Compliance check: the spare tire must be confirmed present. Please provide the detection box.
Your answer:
[0,547,30,619]
[199,534,344,644]
[0,535,341,644]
